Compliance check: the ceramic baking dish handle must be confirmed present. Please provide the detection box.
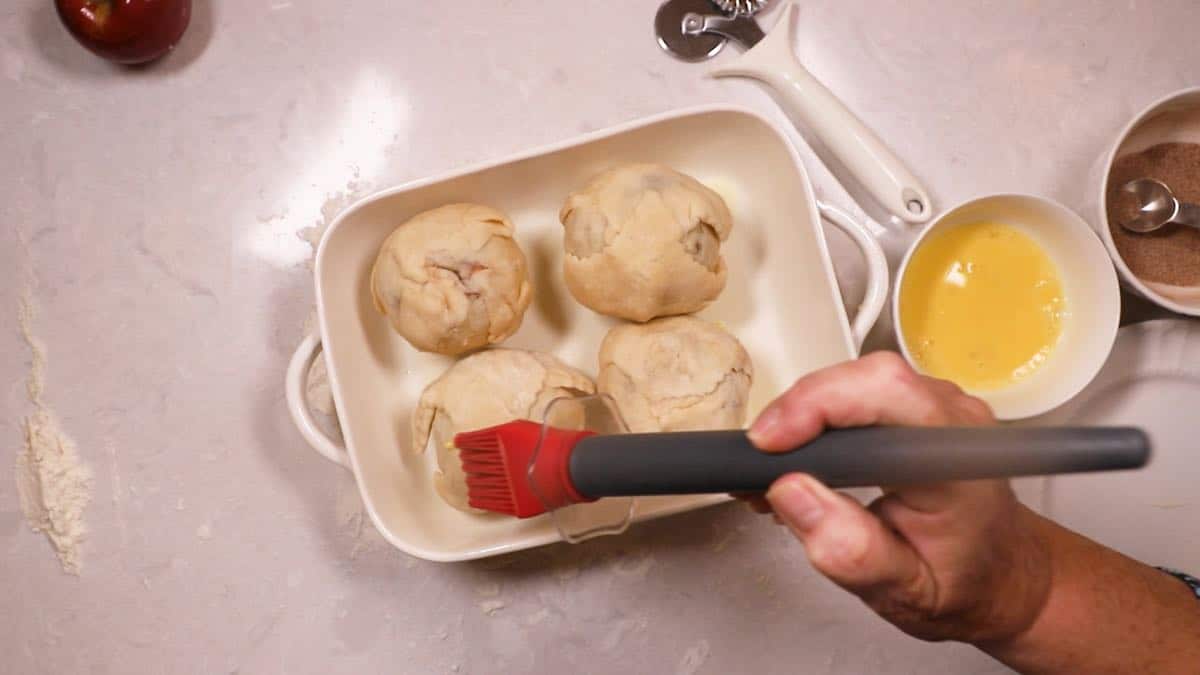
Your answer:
[286,333,352,469]
[710,2,931,225]
[817,201,889,352]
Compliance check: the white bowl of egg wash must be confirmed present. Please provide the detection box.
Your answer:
[894,194,1121,420]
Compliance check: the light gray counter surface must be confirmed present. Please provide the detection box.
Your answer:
[2,1,1198,673]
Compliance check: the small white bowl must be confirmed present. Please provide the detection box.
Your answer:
[894,194,1121,420]
[1100,86,1200,315]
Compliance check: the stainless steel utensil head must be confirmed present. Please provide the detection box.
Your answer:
[713,0,770,17]
[681,9,766,49]
[1120,178,1199,233]
[656,0,727,62]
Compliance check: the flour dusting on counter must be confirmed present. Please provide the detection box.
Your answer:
[473,581,501,598]
[676,639,711,675]
[554,562,580,582]
[16,291,93,575]
[19,292,45,401]
[335,474,387,558]
[599,617,648,651]
[298,178,371,259]
[612,550,656,579]
[710,533,735,553]
[478,599,506,616]
[292,180,370,441]
[523,607,551,626]
[297,183,374,420]
[18,410,93,575]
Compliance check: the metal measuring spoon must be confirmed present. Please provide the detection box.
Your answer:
[1119,179,1200,233]
[653,0,933,224]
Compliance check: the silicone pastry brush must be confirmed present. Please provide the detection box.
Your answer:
[454,420,1150,518]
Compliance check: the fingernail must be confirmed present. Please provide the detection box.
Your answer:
[767,478,824,534]
[747,407,781,446]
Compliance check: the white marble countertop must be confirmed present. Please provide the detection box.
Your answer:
[3,1,1198,673]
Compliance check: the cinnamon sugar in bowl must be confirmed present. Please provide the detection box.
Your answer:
[1100,88,1200,315]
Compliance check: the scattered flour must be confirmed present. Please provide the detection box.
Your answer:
[292,185,357,424]
[599,616,648,651]
[106,439,126,548]
[18,292,45,401]
[473,576,507,616]
[335,475,387,558]
[15,290,93,575]
[478,599,506,616]
[297,186,384,560]
[196,522,213,541]
[612,551,656,579]
[298,178,371,259]
[473,581,501,598]
[523,607,551,626]
[710,528,737,553]
[676,639,712,675]
[17,410,93,575]
[754,573,777,599]
[554,562,580,582]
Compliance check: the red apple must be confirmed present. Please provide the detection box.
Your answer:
[56,0,192,64]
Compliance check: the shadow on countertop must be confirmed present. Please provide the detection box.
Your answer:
[1120,287,1186,325]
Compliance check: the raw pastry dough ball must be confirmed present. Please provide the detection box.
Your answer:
[598,316,753,433]
[412,349,596,512]
[560,164,733,322]
[371,203,533,356]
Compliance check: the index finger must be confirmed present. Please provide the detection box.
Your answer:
[746,352,955,452]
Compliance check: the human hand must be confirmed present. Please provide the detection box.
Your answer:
[746,352,1052,645]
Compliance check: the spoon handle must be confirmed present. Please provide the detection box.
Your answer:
[708,3,932,225]
[1175,202,1200,230]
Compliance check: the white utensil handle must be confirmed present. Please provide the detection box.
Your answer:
[285,333,352,469]
[710,3,932,224]
[817,201,889,351]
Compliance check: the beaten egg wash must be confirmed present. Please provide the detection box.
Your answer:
[900,222,1066,390]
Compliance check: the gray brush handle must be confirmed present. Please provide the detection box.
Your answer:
[567,427,1150,497]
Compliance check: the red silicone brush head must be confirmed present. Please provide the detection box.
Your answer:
[455,420,594,518]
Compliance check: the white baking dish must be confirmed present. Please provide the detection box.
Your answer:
[286,105,888,562]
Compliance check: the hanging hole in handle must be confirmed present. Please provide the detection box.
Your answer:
[903,188,928,218]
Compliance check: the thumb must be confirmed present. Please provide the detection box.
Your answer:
[766,474,928,596]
